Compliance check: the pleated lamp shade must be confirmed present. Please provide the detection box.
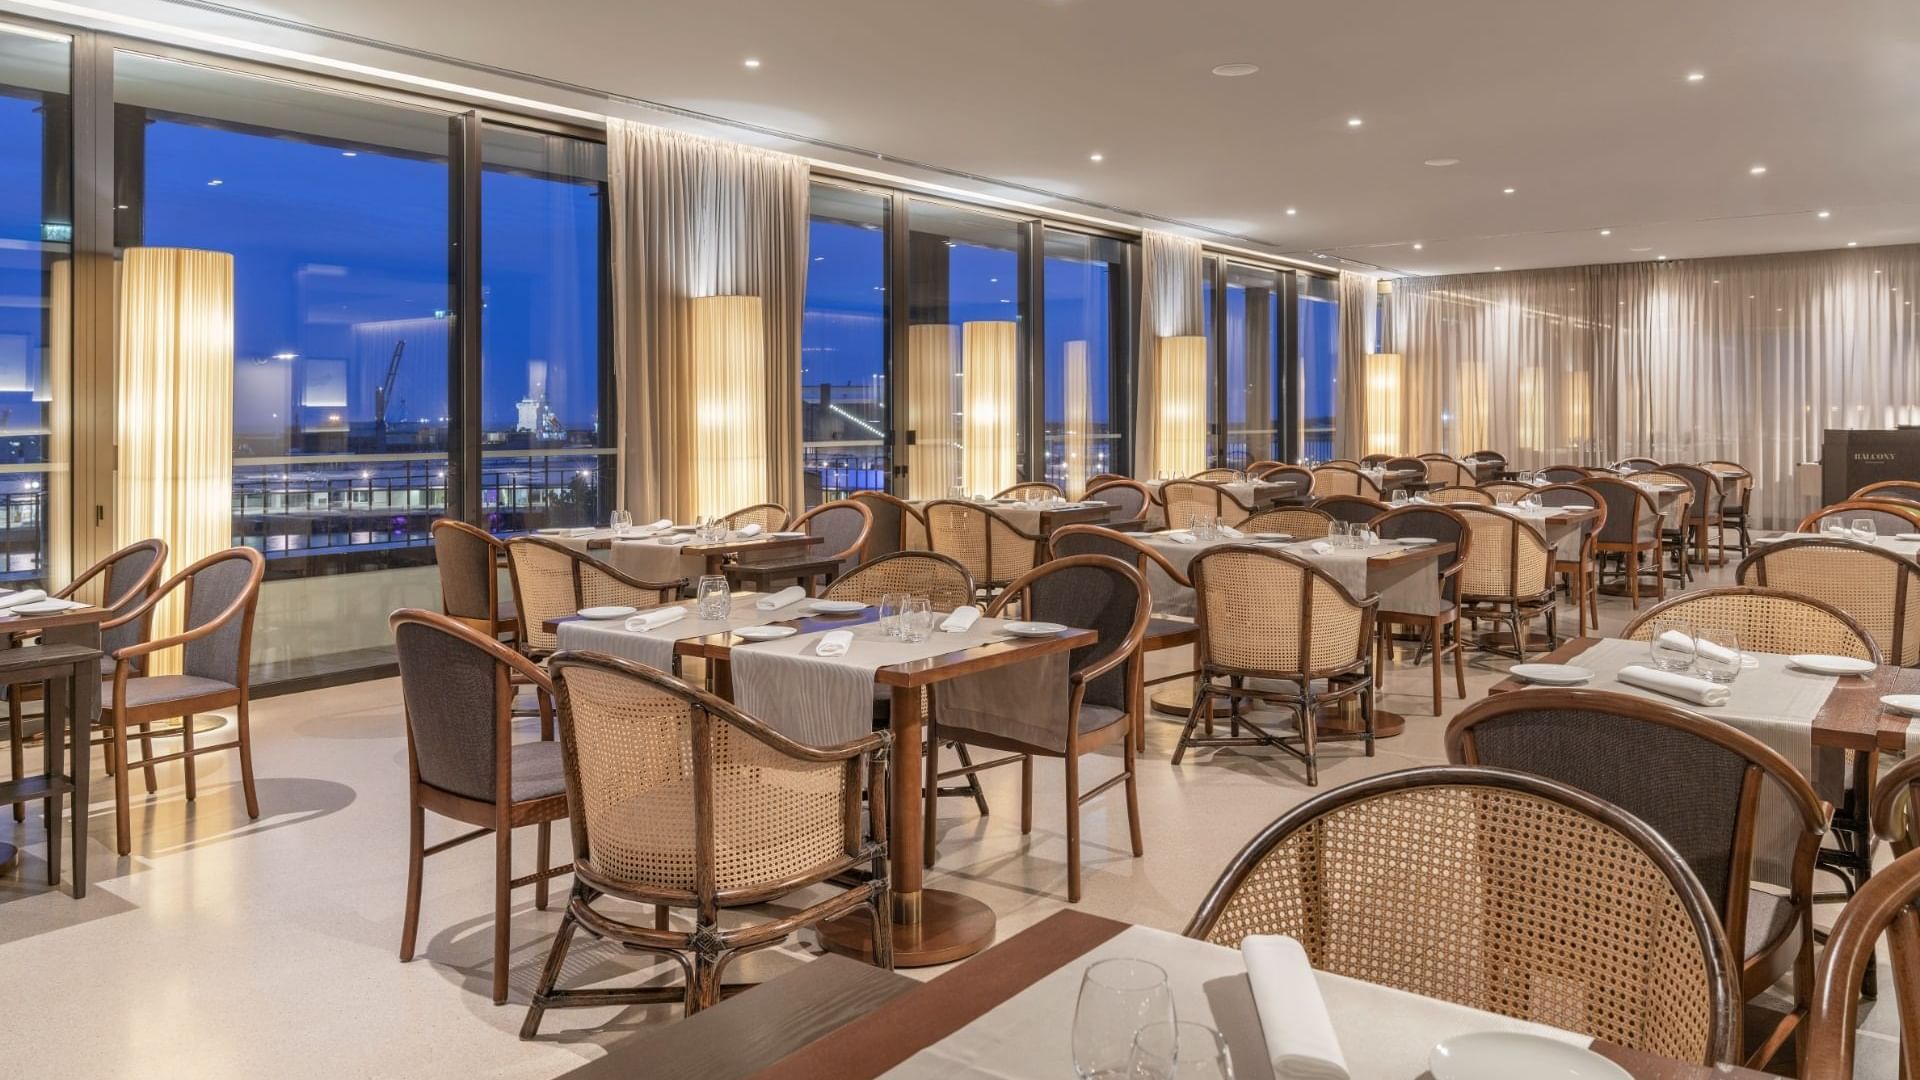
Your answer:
[961,320,1018,497]
[1062,340,1091,499]
[906,323,961,500]
[1155,334,1207,477]
[117,247,234,676]
[1363,352,1403,456]
[689,295,768,517]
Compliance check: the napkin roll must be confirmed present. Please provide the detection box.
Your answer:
[1309,541,1334,554]
[815,629,854,657]
[624,606,687,632]
[756,586,806,611]
[656,534,695,546]
[646,517,673,530]
[1656,628,1739,666]
[1617,663,1730,706]
[1163,530,1199,545]
[940,605,981,633]
[1242,935,1349,1080]
[736,523,763,538]
[0,588,48,611]
[1217,524,1245,539]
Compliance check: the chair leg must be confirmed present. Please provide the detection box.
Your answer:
[112,714,131,857]
[180,712,197,802]
[7,690,21,823]
[1452,623,1467,698]
[137,720,157,795]
[1171,686,1206,766]
[1122,737,1143,858]
[1020,753,1033,835]
[954,742,989,816]
[401,800,425,961]
[236,698,260,820]
[493,823,512,1005]
[691,946,725,1014]
[537,691,553,741]
[1299,688,1319,787]
[1064,749,1082,903]
[534,821,551,911]
[518,904,581,1040]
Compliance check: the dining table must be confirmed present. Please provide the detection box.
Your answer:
[904,498,1113,536]
[0,600,106,894]
[1141,478,1305,528]
[682,910,1780,1080]
[534,526,825,578]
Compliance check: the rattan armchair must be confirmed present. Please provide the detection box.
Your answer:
[1189,467,1244,483]
[1372,505,1469,714]
[1534,482,1606,633]
[1452,505,1558,660]
[1448,690,1825,1070]
[1853,480,1920,505]
[1244,460,1285,480]
[1586,475,1667,608]
[390,610,570,1005]
[928,555,1148,902]
[922,500,1044,597]
[1478,480,1535,504]
[1704,460,1755,556]
[1244,506,1333,539]
[1257,464,1316,498]
[1419,456,1474,488]
[1160,479,1257,529]
[1798,498,1920,536]
[1802,842,1920,1080]
[720,502,792,532]
[1738,538,1920,666]
[850,490,929,558]
[432,520,515,642]
[1620,456,1663,473]
[1425,485,1494,506]
[1311,494,1386,527]
[1185,765,1739,1067]
[1875,753,1920,857]
[1539,465,1593,484]
[727,499,872,595]
[1085,478,1151,526]
[522,652,892,1036]
[1464,449,1508,481]
[504,537,684,660]
[1359,453,1392,467]
[1086,472,1127,489]
[1309,465,1382,499]
[1637,470,1698,588]
[1382,455,1427,478]
[995,481,1062,501]
[1173,546,1376,785]
[1621,586,1880,662]
[1665,463,1727,568]
[99,547,265,857]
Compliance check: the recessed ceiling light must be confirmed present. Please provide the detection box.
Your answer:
[1749,165,1768,175]
[1493,266,1503,271]
[1817,210,1831,218]
[1502,187,1516,195]
[1211,62,1259,77]
[1424,158,1460,167]
[1285,207,1297,216]
[1657,255,1668,260]
[743,58,761,68]
[1712,279,1720,284]
[1599,229,1612,236]
[1089,152,1103,162]
[1686,72,1706,82]
[1346,117,1363,127]
[1848,241,1859,247]
[1412,243,1424,250]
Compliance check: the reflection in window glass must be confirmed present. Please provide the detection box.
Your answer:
[1298,273,1339,461]
[904,202,1022,499]
[802,185,888,505]
[1222,263,1285,469]
[480,126,608,533]
[1042,230,1127,495]
[0,27,68,584]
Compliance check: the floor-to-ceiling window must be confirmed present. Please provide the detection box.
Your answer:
[903,201,1023,499]
[0,25,69,586]
[1040,229,1128,496]
[801,184,888,505]
[479,124,609,533]
[1299,271,1340,461]
[1221,263,1286,468]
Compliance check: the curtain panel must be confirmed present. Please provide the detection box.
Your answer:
[1132,230,1206,476]
[608,119,810,521]
[1334,270,1378,460]
[1388,245,1920,526]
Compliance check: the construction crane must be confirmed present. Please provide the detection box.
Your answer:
[372,340,404,450]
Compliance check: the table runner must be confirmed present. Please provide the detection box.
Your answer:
[554,592,804,673]
[730,617,1019,747]
[1552,638,1835,887]
[1133,531,1233,616]
[1501,504,1585,561]
[877,924,1587,1080]
[535,527,613,552]
[1755,532,1920,557]
[1286,540,1441,615]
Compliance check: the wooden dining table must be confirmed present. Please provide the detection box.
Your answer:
[0,602,106,893]
[586,910,1778,1080]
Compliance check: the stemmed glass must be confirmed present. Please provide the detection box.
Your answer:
[1822,518,1851,542]
[1853,517,1880,545]
[1072,958,1175,1080]
[1648,616,1697,672]
[1127,1021,1235,1080]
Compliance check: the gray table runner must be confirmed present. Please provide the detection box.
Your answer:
[554,592,808,673]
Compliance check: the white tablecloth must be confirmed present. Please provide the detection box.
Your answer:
[878,924,1589,1080]
[1287,539,1442,616]
[1755,531,1920,557]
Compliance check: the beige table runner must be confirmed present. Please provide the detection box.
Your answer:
[554,592,805,673]
[1501,504,1588,560]
[532,527,612,552]
[1285,539,1441,615]
[610,534,716,585]
[730,617,1019,747]
[1132,531,1245,617]
[877,924,1588,1080]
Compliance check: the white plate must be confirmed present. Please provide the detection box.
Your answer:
[10,600,70,615]
[670,523,698,533]
[1250,533,1292,543]
[733,625,797,641]
[1509,663,1594,686]
[1559,503,1594,510]
[1394,536,1437,546]
[1003,621,1070,638]
[1790,654,1877,676]
[1882,694,1920,717]
[577,606,637,621]
[770,531,809,539]
[1430,1032,1630,1080]
[808,599,868,614]
[1896,533,1920,542]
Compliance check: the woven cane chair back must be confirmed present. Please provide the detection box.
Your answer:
[824,551,976,612]
[1453,506,1552,601]
[1623,587,1880,663]
[1245,507,1333,539]
[1427,486,1494,506]
[1190,547,1371,678]
[1738,538,1920,665]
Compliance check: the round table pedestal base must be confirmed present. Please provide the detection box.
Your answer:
[816,888,995,969]
[1150,679,1200,718]
[1317,707,1407,739]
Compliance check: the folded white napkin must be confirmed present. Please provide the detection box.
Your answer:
[1162,530,1199,545]
[1618,663,1730,706]
[1410,495,1433,505]
[1217,524,1245,539]
[646,518,672,530]
[941,605,981,633]
[624,606,687,632]
[1242,936,1348,1080]
[656,534,696,546]
[1657,629,1740,667]
[0,589,47,611]
[815,630,854,656]
[756,586,806,611]
[540,527,593,537]
[736,523,763,538]
[1309,541,1334,554]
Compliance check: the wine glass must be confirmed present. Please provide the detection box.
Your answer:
[1853,517,1880,545]
[1648,616,1697,672]
[1127,1021,1235,1080]
[1072,958,1174,1080]
[1822,518,1851,542]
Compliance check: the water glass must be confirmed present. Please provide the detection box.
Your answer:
[878,592,907,638]
[610,509,632,536]
[1072,958,1175,1080]
[696,575,731,620]
[1853,517,1879,545]
[1823,519,1851,542]
[1389,489,1409,509]
[1126,1021,1234,1080]
[903,598,934,643]
[1190,513,1216,540]
[1648,616,1697,672]
[1696,627,1743,685]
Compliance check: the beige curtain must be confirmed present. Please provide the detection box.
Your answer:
[608,120,809,521]
[1333,270,1377,460]
[1132,230,1205,476]
[1389,246,1920,526]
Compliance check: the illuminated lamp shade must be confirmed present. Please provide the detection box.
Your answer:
[1363,352,1403,456]
[906,323,961,500]
[117,248,234,676]
[689,295,768,517]
[1155,335,1207,477]
[961,321,1018,497]
[1062,340,1091,498]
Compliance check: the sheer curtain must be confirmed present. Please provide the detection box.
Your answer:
[607,119,810,520]
[1389,246,1920,525]
[1132,229,1205,476]
[1334,270,1378,460]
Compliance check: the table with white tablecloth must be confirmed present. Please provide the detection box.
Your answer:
[553,591,807,673]
[1141,479,1304,528]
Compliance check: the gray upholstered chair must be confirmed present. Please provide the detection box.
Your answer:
[99,547,264,857]
[1619,457,1663,473]
[728,498,872,595]
[850,490,926,557]
[1534,482,1606,632]
[928,554,1149,901]
[1448,689,1825,1071]
[1086,479,1150,526]
[1586,475,1666,608]
[1539,465,1592,484]
[432,518,515,643]
[1797,498,1920,537]
[1312,494,1387,527]
[390,609,569,1006]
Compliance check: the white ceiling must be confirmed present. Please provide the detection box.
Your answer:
[58,0,1920,274]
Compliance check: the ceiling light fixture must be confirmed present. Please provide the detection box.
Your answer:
[1599,229,1612,236]
[1347,117,1363,127]
[1285,207,1297,216]
[1686,72,1706,82]
[1412,243,1423,250]
[1502,187,1516,195]
[1089,152,1103,162]
[1749,164,1767,175]
[1848,241,1859,247]
[1424,158,1460,167]
[1211,62,1259,77]
[743,58,761,68]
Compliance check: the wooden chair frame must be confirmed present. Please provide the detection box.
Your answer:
[1371,504,1470,715]
[1085,478,1152,525]
[921,499,1045,596]
[994,481,1063,501]
[1452,505,1559,661]
[850,490,931,554]
[1737,537,1920,666]
[1802,842,1920,1080]
[431,519,514,640]
[504,536,684,661]
[1160,479,1257,528]
[720,502,792,532]
[1532,482,1607,634]
[1796,497,1920,534]
[1585,476,1667,609]
[728,499,873,596]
